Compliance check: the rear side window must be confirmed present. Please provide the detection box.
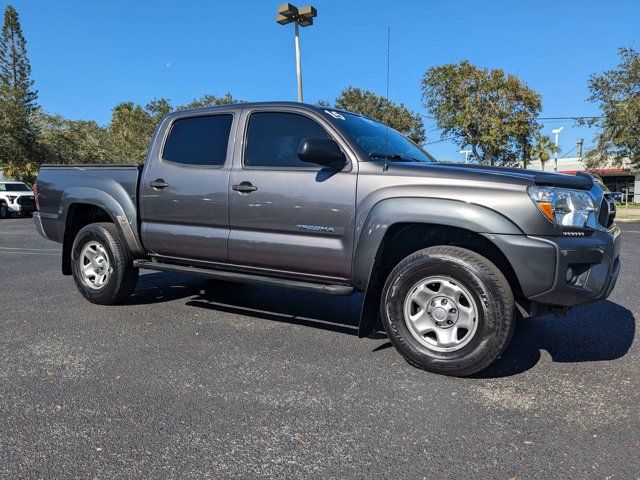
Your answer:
[244,112,331,168]
[163,114,233,166]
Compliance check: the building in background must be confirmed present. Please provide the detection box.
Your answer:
[527,157,638,203]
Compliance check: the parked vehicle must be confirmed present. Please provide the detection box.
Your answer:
[33,102,621,376]
[0,181,37,218]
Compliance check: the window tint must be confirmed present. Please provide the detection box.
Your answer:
[163,114,233,166]
[244,112,332,168]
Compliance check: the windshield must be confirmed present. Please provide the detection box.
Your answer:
[0,183,30,192]
[325,110,436,162]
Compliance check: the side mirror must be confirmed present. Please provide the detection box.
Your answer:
[297,138,346,171]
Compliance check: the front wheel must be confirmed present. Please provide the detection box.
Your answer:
[71,222,138,305]
[381,246,515,377]
[0,204,9,219]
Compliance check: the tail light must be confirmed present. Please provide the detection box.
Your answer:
[32,183,39,209]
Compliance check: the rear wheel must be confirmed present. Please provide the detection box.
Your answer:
[381,246,515,377]
[71,222,138,305]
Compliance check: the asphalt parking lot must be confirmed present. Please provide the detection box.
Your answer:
[1,217,638,479]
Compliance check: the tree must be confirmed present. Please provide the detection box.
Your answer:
[0,5,40,183]
[532,135,559,171]
[421,61,542,166]
[580,47,640,170]
[178,92,244,110]
[333,87,426,144]
[38,113,108,165]
[105,102,157,163]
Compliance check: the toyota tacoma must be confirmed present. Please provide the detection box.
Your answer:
[33,102,621,376]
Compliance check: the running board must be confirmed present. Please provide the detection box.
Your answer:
[133,260,354,296]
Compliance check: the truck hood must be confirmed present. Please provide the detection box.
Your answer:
[386,161,594,190]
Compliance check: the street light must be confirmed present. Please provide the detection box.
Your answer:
[552,127,564,172]
[276,3,317,103]
[459,149,473,163]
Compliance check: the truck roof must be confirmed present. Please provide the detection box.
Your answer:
[168,101,361,119]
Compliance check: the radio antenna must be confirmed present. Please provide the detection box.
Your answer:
[383,26,391,171]
[386,26,390,101]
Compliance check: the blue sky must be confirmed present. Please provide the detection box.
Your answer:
[3,0,639,160]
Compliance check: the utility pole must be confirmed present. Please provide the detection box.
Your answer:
[276,3,317,103]
[576,138,584,164]
[552,127,564,172]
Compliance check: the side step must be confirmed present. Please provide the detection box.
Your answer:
[133,260,354,296]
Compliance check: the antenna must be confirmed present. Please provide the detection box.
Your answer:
[386,26,390,101]
[383,26,391,171]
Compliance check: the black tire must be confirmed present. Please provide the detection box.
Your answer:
[0,203,8,219]
[381,246,515,377]
[71,222,138,305]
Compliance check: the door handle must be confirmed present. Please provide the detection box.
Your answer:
[149,178,169,189]
[232,182,258,193]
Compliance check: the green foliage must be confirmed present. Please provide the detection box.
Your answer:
[105,102,157,163]
[334,87,426,145]
[421,61,542,166]
[178,92,244,110]
[532,135,559,171]
[0,5,40,183]
[38,113,108,164]
[580,47,640,170]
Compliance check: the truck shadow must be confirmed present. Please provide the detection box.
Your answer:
[129,271,372,337]
[129,272,635,376]
[475,300,635,378]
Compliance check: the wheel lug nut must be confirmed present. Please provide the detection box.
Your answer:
[441,299,448,305]
[450,308,457,314]
[447,320,453,325]
[431,300,436,306]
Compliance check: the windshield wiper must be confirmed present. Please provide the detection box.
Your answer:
[369,152,422,170]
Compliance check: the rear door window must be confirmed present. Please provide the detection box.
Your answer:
[163,114,233,166]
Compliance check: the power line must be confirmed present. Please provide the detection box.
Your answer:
[424,136,456,145]
[538,116,602,120]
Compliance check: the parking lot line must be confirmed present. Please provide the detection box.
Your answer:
[0,246,59,252]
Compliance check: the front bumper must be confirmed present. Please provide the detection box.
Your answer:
[7,204,36,214]
[485,227,621,308]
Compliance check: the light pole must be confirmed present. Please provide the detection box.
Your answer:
[276,3,317,103]
[459,149,472,163]
[552,127,564,172]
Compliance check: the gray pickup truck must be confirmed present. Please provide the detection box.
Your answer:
[34,102,621,376]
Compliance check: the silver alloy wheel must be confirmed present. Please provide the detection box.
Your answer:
[403,275,478,352]
[79,241,112,289]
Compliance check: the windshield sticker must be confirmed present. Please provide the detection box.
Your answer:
[324,110,345,120]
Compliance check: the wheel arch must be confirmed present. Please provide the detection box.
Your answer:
[354,198,524,338]
[60,187,143,275]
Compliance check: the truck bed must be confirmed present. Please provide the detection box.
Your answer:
[35,164,142,244]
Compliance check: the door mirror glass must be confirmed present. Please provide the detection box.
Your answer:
[297,138,346,171]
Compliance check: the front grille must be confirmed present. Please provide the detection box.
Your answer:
[598,195,616,229]
[17,196,35,206]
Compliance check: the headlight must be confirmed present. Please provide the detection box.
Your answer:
[528,186,597,228]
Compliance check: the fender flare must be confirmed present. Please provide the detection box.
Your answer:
[60,186,144,257]
[353,197,523,338]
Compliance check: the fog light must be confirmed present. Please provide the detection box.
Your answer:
[566,266,574,284]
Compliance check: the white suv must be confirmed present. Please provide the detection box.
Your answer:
[0,182,36,219]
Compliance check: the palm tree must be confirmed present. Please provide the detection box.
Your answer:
[533,135,559,171]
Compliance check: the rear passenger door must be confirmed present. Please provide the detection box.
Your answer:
[228,108,357,280]
[140,111,237,262]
